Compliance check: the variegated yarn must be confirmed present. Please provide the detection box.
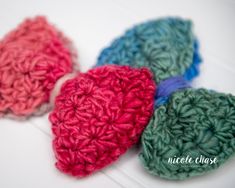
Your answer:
[97,17,201,83]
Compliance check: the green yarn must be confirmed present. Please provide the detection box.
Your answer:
[140,88,235,180]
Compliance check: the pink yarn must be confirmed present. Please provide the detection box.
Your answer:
[0,16,76,118]
[49,65,156,177]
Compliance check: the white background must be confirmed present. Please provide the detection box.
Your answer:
[0,0,235,188]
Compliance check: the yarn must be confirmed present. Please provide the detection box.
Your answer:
[97,17,201,83]
[154,76,190,107]
[183,41,201,80]
[140,85,235,180]
[49,65,156,177]
[0,16,77,118]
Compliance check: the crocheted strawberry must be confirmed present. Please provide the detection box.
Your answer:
[97,17,201,83]
[49,65,156,177]
[140,78,235,180]
[0,16,76,118]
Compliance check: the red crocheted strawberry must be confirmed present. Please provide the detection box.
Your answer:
[49,65,156,177]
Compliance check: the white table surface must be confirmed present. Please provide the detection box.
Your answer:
[0,0,235,187]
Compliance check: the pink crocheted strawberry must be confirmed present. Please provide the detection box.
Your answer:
[0,16,77,118]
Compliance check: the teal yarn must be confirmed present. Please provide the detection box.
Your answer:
[140,88,235,180]
[97,17,201,83]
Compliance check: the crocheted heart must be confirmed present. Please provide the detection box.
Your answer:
[97,17,201,83]
[0,16,76,118]
[49,65,156,177]
[140,88,235,180]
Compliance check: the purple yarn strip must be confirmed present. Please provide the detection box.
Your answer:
[156,76,190,99]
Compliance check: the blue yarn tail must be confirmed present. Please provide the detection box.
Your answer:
[183,40,202,81]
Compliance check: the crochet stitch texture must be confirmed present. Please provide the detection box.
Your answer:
[140,88,235,180]
[97,17,201,83]
[49,65,156,177]
[0,16,76,118]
